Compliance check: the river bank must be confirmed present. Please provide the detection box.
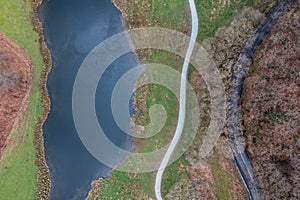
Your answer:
[31,1,52,198]
[87,0,257,199]
[0,0,51,199]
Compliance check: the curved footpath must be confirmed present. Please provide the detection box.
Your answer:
[154,0,198,199]
[226,0,296,199]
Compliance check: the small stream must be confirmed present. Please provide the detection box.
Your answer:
[227,0,296,199]
[38,0,140,199]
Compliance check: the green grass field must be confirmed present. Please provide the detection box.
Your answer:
[0,0,44,199]
[209,153,234,199]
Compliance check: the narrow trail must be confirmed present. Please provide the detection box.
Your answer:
[226,0,296,199]
[154,0,198,199]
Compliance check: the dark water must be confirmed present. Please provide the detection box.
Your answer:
[38,0,139,199]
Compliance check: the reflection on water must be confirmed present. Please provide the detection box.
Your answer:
[38,0,140,199]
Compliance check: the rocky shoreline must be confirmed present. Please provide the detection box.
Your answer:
[30,0,52,199]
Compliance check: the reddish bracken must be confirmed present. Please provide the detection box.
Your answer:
[0,33,32,159]
[242,2,300,199]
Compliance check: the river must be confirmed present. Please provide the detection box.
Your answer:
[38,0,140,199]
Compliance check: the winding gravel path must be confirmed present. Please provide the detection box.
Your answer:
[154,0,198,199]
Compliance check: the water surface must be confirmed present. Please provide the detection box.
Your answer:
[38,0,139,199]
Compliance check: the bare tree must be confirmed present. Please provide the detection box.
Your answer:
[0,70,20,91]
